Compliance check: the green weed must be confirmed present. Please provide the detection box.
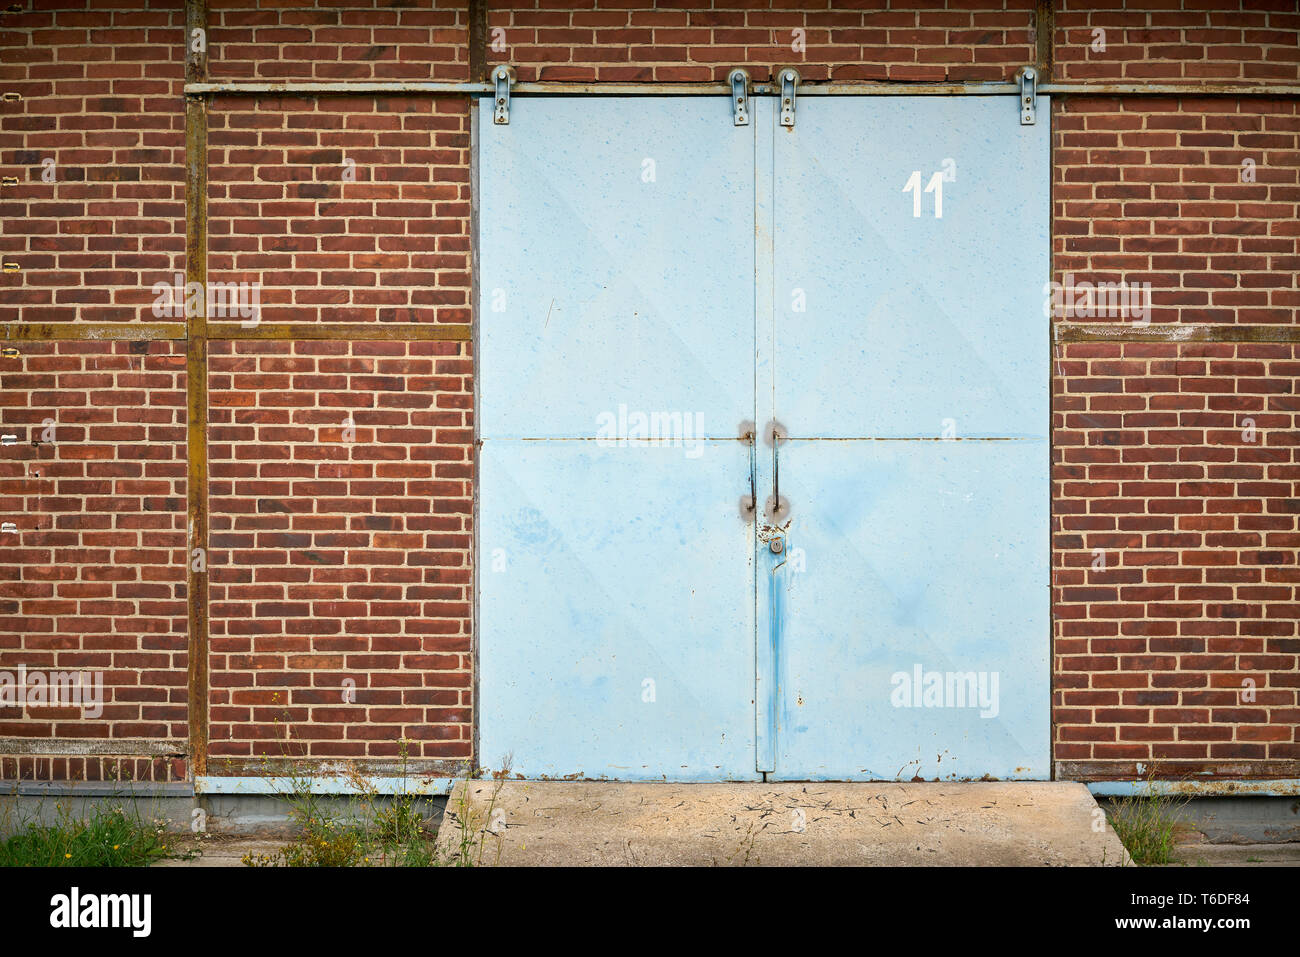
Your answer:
[1106,771,1191,866]
[0,803,173,868]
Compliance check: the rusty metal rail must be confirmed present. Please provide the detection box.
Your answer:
[7,322,1295,344]
[183,79,1300,97]
[1056,324,1300,344]
[1,323,186,340]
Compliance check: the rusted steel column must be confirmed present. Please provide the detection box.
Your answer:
[469,0,488,82]
[184,0,210,777]
[1035,0,1054,81]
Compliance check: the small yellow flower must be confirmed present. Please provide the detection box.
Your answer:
[64,853,71,859]
[113,844,120,850]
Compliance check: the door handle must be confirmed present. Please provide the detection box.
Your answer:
[764,420,789,520]
[739,421,757,520]
[773,430,780,506]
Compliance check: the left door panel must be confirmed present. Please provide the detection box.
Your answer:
[478,97,759,780]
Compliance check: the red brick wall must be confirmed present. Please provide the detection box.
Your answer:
[1050,92,1298,776]
[1053,341,1299,778]
[208,0,470,82]
[207,339,472,771]
[207,94,471,328]
[1,0,1296,786]
[0,0,185,328]
[1054,96,1299,329]
[1055,1,1300,84]
[489,0,1036,83]
[0,340,188,782]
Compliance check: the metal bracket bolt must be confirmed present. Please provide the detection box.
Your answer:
[728,68,750,126]
[493,66,515,126]
[779,69,799,128]
[1016,66,1037,125]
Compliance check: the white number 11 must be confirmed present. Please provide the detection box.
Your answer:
[903,170,944,218]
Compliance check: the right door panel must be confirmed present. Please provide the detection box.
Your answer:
[767,96,1051,780]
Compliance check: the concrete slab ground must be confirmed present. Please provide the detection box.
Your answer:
[436,781,1130,866]
[153,834,287,867]
[1168,842,1300,867]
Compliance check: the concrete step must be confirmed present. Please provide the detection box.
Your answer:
[436,780,1130,866]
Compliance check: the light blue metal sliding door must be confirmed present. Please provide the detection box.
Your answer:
[760,96,1051,780]
[479,92,1050,782]
[477,97,761,780]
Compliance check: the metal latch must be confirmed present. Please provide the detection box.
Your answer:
[1016,66,1037,125]
[728,68,750,126]
[779,69,798,128]
[492,66,515,126]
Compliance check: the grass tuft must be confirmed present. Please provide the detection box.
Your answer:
[241,741,505,868]
[0,803,172,868]
[1106,771,1191,866]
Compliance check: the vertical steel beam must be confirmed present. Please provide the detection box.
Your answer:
[469,0,488,82]
[1035,0,1055,80]
[185,0,210,777]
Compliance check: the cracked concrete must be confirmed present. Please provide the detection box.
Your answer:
[436,781,1130,866]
